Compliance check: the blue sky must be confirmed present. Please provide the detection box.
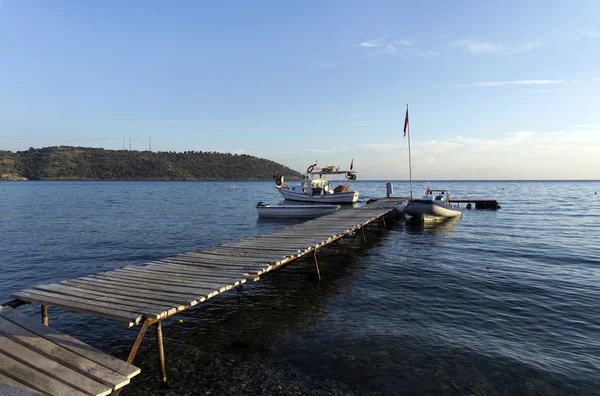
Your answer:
[1,0,599,179]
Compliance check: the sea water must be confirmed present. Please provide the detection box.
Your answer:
[1,180,599,395]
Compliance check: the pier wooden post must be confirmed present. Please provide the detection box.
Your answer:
[313,249,321,280]
[381,216,387,228]
[361,227,366,244]
[112,319,152,396]
[155,321,167,385]
[41,304,48,326]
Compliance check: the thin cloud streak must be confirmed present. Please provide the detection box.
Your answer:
[130,119,203,126]
[453,39,542,55]
[358,36,412,57]
[419,51,441,57]
[569,124,600,129]
[317,61,338,69]
[458,79,565,87]
[575,30,598,40]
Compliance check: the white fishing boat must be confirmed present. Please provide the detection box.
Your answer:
[273,162,359,204]
[405,188,462,222]
[256,202,340,218]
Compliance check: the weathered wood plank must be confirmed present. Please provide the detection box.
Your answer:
[71,276,209,301]
[118,266,246,286]
[146,262,263,279]
[14,289,157,320]
[0,352,89,396]
[113,268,241,288]
[0,334,112,396]
[100,270,232,293]
[180,252,285,264]
[59,280,199,307]
[0,372,41,395]
[32,284,178,318]
[10,291,141,327]
[85,274,219,298]
[158,258,272,273]
[0,306,140,379]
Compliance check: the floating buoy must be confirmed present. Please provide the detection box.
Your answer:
[177,319,183,323]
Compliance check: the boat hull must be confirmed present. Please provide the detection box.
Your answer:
[405,200,462,221]
[257,204,340,218]
[276,186,359,203]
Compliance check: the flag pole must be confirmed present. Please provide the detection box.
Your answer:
[406,103,413,200]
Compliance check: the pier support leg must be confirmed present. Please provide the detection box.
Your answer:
[111,319,152,396]
[361,227,366,244]
[41,305,48,326]
[313,250,321,280]
[381,216,387,228]
[127,319,151,364]
[155,321,168,386]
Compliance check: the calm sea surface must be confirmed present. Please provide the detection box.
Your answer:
[1,180,599,395]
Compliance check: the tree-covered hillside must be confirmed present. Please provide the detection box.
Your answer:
[0,146,302,181]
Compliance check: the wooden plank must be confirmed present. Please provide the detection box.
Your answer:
[60,279,200,307]
[114,267,244,287]
[0,383,43,396]
[72,276,209,299]
[85,274,219,298]
[160,257,271,270]
[146,262,263,279]
[0,306,140,379]
[170,254,284,268]
[14,289,157,320]
[119,266,246,286]
[10,291,141,327]
[206,245,306,254]
[158,258,272,273]
[0,352,90,396]
[0,334,112,396]
[98,270,232,293]
[180,252,284,264]
[199,248,304,259]
[32,284,178,318]
[0,372,41,395]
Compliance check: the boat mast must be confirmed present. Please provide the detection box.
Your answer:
[406,103,413,200]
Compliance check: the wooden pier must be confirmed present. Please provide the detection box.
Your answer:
[5,198,403,391]
[0,305,140,396]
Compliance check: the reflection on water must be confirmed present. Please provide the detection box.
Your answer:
[404,216,461,234]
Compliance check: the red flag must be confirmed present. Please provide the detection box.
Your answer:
[403,108,409,137]
[350,159,354,170]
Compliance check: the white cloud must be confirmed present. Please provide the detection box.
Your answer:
[130,119,202,126]
[568,124,600,129]
[458,79,564,88]
[352,120,400,127]
[300,147,349,154]
[358,36,411,57]
[419,51,441,57]
[357,128,600,179]
[453,39,542,55]
[317,61,338,69]
[575,30,598,41]
[520,88,582,93]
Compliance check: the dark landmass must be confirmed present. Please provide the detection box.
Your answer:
[0,146,302,181]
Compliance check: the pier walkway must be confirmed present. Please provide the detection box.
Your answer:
[0,305,140,396]
[6,198,403,389]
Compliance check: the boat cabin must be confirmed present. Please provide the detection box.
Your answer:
[301,178,331,195]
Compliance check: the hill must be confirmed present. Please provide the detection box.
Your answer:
[0,146,303,181]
